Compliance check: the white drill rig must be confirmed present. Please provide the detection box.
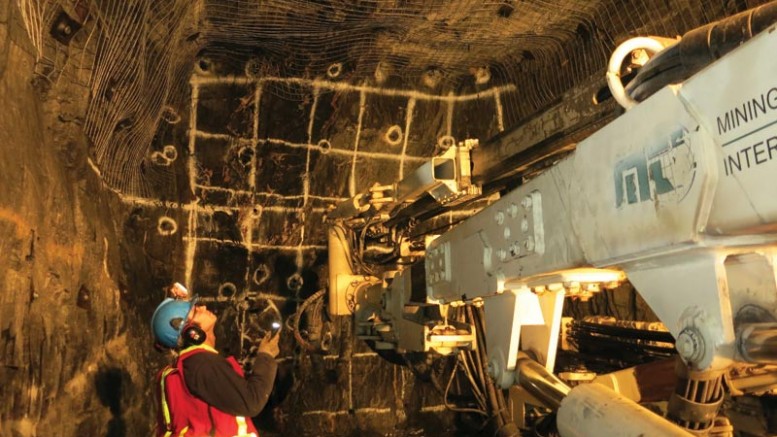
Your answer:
[326,10,777,437]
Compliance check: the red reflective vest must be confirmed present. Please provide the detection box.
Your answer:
[155,344,259,437]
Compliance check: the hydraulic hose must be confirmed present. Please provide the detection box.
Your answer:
[293,289,326,352]
[628,1,777,103]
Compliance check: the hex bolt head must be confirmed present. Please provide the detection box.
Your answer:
[676,329,704,363]
[487,360,498,378]
[508,203,519,218]
[676,334,694,357]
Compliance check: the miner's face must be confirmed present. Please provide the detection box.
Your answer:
[188,304,217,333]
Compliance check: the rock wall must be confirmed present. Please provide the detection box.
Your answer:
[0,2,508,434]
[118,55,510,436]
[0,4,156,436]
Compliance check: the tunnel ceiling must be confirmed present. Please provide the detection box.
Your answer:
[202,0,606,84]
[198,0,729,86]
[21,0,767,198]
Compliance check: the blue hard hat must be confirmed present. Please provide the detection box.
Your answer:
[151,297,197,348]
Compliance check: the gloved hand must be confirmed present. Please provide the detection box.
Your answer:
[257,331,280,358]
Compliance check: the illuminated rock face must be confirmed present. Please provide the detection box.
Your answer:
[144,57,506,435]
[3,0,772,435]
[0,8,157,437]
[0,18,497,437]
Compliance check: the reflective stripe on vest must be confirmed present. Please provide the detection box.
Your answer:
[160,367,176,437]
[236,416,247,436]
[159,369,193,437]
[179,343,218,356]
[235,416,258,437]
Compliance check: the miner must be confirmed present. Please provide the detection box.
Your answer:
[151,283,279,436]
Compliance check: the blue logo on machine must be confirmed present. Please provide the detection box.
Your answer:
[614,126,696,207]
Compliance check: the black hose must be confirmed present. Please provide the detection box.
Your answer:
[292,289,326,352]
[627,1,777,102]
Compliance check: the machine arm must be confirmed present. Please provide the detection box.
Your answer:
[428,22,777,380]
[326,15,777,437]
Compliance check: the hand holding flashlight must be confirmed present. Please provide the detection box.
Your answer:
[257,330,280,358]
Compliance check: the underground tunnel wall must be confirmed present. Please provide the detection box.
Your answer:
[4,0,776,435]
[0,3,158,436]
[1,1,506,434]
[125,54,509,435]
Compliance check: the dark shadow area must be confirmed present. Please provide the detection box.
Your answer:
[95,367,130,437]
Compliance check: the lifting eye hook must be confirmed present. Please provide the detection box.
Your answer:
[606,37,669,110]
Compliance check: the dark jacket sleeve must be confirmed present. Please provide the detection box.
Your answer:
[182,352,278,417]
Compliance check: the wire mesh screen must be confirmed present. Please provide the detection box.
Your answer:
[17,0,770,198]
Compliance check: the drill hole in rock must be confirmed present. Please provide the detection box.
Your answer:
[287,273,304,292]
[253,264,270,286]
[238,146,254,167]
[157,216,178,236]
[327,63,343,79]
[150,151,171,167]
[161,106,181,124]
[163,145,178,161]
[384,125,403,146]
[317,139,332,155]
[438,135,456,150]
[218,282,238,298]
